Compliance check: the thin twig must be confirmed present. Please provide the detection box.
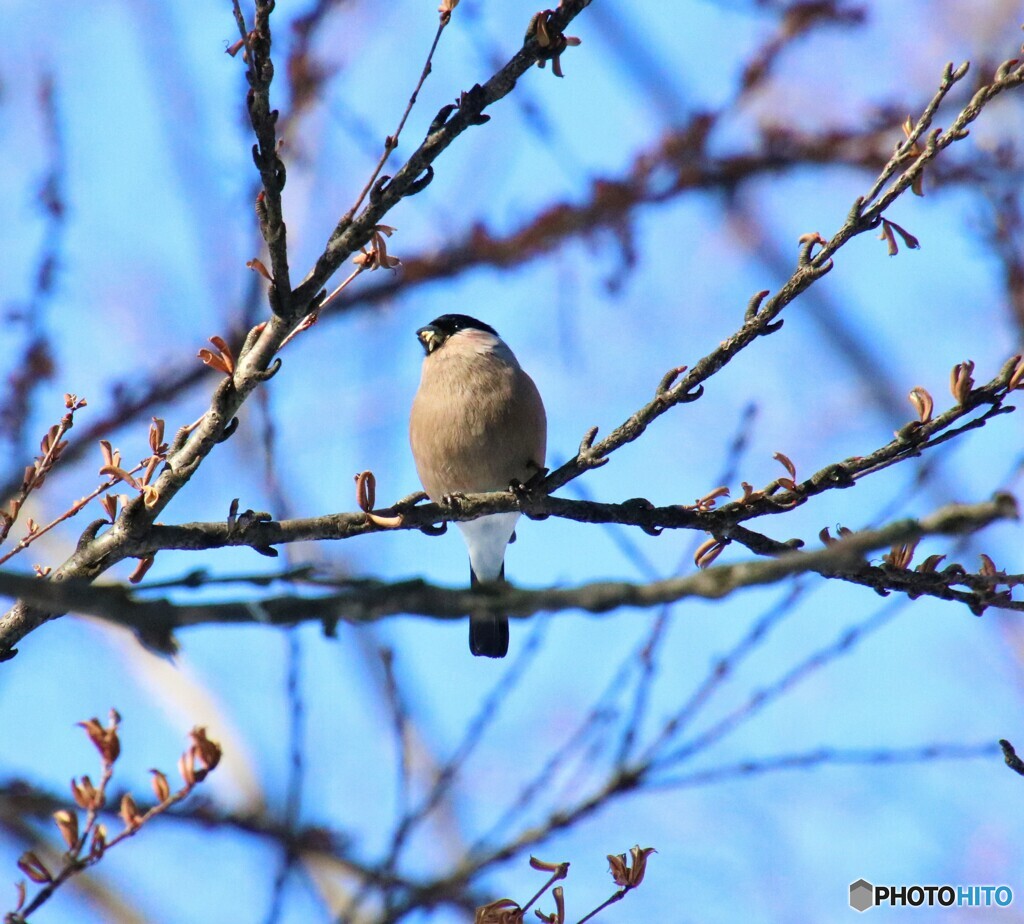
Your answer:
[232,0,292,316]
[342,16,452,226]
[0,462,145,568]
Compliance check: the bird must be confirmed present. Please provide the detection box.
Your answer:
[409,314,547,658]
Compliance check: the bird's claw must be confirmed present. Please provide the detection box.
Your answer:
[510,461,548,499]
[441,492,467,512]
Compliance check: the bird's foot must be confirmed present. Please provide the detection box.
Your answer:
[440,491,468,512]
[510,464,547,498]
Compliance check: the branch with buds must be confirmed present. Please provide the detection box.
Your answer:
[0,496,1014,649]
[474,847,652,924]
[526,7,582,79]
[0,417,170,579]
[6,711,221,922]
[543,54,1024,496]
[0,395,86,550]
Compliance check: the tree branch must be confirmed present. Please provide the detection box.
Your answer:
[233,0,292,316]
[0,497,1014,640]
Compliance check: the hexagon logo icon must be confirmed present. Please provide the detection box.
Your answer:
[850,879,874,912]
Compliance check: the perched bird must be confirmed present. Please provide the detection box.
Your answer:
[410,314,547,658]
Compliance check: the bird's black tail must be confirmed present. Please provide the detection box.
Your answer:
[469,565,509,658]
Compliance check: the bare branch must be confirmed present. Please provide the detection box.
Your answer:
[232,0,292,316]
[0,496,1014,643]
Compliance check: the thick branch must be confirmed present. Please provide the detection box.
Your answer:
[0,497,1015,639]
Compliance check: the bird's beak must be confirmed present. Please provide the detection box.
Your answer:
[416,325,442,354]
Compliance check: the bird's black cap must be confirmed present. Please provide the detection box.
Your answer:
[416,315,500,354]
[425,314,499,337]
